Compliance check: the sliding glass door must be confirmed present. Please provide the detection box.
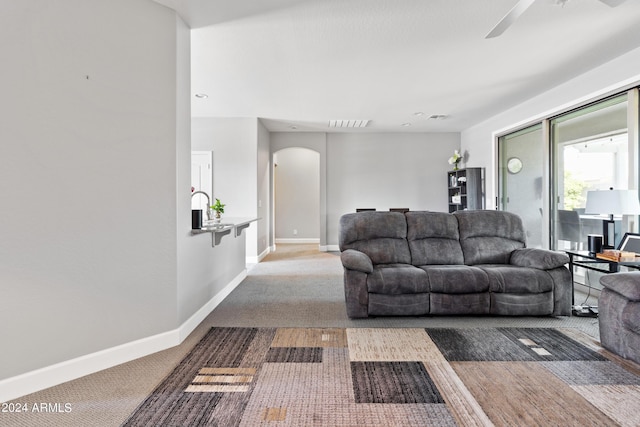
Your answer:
[550,94,630,250]
[498,124,544,248]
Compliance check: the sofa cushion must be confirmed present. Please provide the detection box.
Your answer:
[430,293,490,315]
[368,293,430,316]
[455,210,526,265]
[367,264,428,294]
[478,265,554,293]
[622,302,640,334]
[418,265,489,293]
[600,272,640,301]
[491,292,553,316]
[406,211,464,265]
[339,212,411,264]
[510,248,569,270]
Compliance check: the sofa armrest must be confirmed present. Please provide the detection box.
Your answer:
[601,272,640,301]
[341,249,374,274]
[510,248,569,270]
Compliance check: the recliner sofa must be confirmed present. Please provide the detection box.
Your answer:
[599,272,640,365]
[339,210,572,318]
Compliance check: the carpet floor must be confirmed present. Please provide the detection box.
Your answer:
[123,326,640,426]
[0,244,615,426]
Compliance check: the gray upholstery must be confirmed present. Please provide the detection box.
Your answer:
[406,211,464,265]
[340,249,373,273]
[339,210,572,318]
[510,248,570,270]
[455,210,526,265]
[599,272,640,365]
[419,265,489,293]
[430,292,490,315]
[367,264,428,294]
[339,211,411,264]
[369,293,430,316]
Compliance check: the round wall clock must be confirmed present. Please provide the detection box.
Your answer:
[507,157,523,174]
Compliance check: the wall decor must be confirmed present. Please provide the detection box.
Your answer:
[507,157,523,174]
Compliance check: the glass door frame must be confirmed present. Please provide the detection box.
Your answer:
[550,92,634,251]
[495,87,640,250]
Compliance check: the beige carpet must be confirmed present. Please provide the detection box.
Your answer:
[1,244,608,426]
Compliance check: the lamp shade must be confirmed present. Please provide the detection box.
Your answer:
[585,189,640,215]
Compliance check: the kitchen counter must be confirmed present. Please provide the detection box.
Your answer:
[191,217,258,246]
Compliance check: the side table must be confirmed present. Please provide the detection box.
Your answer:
[565,250,640,316]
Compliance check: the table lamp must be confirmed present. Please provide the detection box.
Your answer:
[585,188,640,249]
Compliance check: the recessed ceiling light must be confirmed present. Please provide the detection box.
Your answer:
[195,93,209,99]
[413,112,425,116]
[289,125,298,130]
[429,114,448,120]
[401,122,412,127]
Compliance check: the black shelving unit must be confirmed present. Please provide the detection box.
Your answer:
[447,167,484,213]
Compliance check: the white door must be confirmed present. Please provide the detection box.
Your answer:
[191,151,213,211]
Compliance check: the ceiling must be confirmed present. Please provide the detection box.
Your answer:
[154,0,640,132]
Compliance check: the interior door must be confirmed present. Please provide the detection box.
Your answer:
[191,151,213,211]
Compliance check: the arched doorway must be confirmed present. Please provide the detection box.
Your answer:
[273,147,320,244]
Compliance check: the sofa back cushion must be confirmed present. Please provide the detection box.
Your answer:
[339,212,411,264]
[454,210,526,265]
[406,211,464,265]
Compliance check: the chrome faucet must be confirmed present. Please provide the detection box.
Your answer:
[191,191,212,221]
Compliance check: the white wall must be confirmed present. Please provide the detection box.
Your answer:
[326,132,460,247]
[461,46,640,210]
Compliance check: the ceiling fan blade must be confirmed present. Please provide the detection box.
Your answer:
[598,0,626,7]
[485,0,537,39]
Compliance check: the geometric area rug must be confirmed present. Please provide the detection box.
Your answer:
[122,327,640,426]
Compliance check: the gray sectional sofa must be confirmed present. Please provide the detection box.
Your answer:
[599,272,640,365]
[339,210,572,318]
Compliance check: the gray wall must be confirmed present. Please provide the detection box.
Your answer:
[176,22,247,330]
[257,121,271,257]
[326,132,460,247]
[1,0,178,380]
[269,132,460,249]
[1,1,248,401]
[191,117,264,261]
[274,148,321,241]
[270,132,328,248]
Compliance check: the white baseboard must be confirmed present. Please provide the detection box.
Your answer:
[275,238,320,244]
[178,269,246,342]
[0,270,247,403]
[247,247,271,264]
[258,247,271,262]
[323,244,340,252]
[0,329,177,404]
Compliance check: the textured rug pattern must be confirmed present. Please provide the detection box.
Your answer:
[123,327,640,427]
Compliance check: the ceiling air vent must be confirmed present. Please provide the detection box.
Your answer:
[329,119,370,128]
